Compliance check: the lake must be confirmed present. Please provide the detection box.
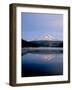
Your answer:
[21,48,63,77]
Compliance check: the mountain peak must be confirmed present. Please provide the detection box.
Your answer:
[41,34,55,40]
[33,34,56,41]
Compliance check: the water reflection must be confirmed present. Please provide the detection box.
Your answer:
[40,54,56,61]
[22,48,63,55]
[22,48,63,77]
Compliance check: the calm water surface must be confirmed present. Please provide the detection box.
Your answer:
[22,48,63,77]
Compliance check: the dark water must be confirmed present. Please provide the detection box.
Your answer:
[21,48,63,77]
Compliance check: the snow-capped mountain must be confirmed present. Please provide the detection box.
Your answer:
[32,34,57,41]
[40,34,56,41]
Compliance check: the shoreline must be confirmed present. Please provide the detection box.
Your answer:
[22,47,63,55]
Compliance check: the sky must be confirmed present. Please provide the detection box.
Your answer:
[21,12,63,41]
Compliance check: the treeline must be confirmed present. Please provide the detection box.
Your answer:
[22,39,63,48]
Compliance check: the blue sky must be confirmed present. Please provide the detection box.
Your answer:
[21,12,63,41]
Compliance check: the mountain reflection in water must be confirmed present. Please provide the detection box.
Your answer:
[22,48,63,77]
